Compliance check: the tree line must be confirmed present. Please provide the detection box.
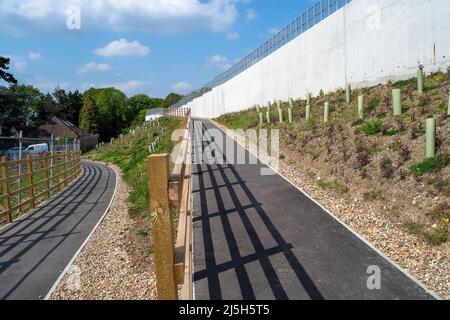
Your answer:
[0,56,182,141]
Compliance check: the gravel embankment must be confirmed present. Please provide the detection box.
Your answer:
[213,120,449,300]
[51,163,156,300]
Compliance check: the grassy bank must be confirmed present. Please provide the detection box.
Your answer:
[216,71,450,245]
[85,116,182,219]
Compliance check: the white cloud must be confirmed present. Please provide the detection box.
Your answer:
[77,62,112,75]
[226,32,239,40]
[12,61,27,71]
[171,81,192,92]
[0,0,239,34]
[245,9,257,21]
[206,54,232,71]
[95,39,150,58]
[28,51,42,60]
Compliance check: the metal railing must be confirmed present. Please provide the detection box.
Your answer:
[170,0,352,109]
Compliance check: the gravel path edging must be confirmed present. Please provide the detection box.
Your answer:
[210,119,444,300]
[44,161,118,300]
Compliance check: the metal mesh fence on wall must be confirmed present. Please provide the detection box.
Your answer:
[170,0,352,109]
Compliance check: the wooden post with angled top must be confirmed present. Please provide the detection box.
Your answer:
[148,153,177,300]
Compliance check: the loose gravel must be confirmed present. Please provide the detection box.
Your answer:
[51,163,156,300]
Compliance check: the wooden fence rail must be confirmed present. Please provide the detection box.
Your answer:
[0,151,82,224]
[164,108,191,118]
[147,111,193,300]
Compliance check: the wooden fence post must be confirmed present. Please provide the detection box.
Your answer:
[26,155,35,209]
[45,155,51,198]
[54,156,61,192]
[148,153,177,300]
[1,157,12,223]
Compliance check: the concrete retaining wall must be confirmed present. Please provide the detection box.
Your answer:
[186,0,450,118]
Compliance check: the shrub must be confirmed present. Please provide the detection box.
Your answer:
[424,226,448,246]
[389,141,402,152]
[352,119,364,127]
[362,119,383,135]
[410,154,450,176]
[399,144,412,163]
[380,157,395,179]
[410,125,420,140]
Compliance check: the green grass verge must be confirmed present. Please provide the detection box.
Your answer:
[91,116,182,218]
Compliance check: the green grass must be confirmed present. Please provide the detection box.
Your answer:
[363,189,382,201]
[362,119,383,135]
[217,109,259,130]
[410,154,450,176]
[317,179,349,194]
[92,116,181,218]
[393,77,417,88]
[404,222,448,246]
[424,226,448,246]
[366,97,380,115]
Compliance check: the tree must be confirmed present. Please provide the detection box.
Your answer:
[79,95,99,134]
[0,84,42,127]
[52,88,83,125]
[83,87,128,141]
[34,93,57,126]
[0,56,17,85]
[163,92,182,108]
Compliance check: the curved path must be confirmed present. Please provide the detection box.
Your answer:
[192,119,438,300]
[0,161,116,300]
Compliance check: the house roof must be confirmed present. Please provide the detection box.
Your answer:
[28,117,91,139]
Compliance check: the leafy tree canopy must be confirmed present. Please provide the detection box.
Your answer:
[0,56,17,85]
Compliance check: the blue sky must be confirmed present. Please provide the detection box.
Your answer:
[0,0,315,98]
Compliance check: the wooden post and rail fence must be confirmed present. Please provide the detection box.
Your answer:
[164,108,191,118]
[147,110,193,300]
[0,151,82,224]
